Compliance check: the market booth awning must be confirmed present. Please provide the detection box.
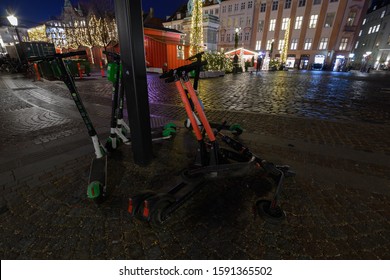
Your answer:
[225,48,258,56]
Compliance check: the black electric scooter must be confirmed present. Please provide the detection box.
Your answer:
[28,51,107,203]
[103,50,177,152]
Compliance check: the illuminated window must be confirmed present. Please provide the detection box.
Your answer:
[281,18,290,30]
[278,39,284,50]
[309,15,318,28]
[304,38,312,50]
[319,37,328,50]
[295,16,303,29]
[267,40,274,51]
[290,38,298,50]
[256,40,261,50]
[269,19,276,31]
[339,38,348,50]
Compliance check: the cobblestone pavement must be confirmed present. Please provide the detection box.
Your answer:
[0,70,389,260]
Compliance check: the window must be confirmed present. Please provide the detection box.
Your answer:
[359,30,362,36]
[256,40,261,50]
[246,17,251,26]
[221,34,225,42]
[355,41,359,49]
[339,38,348,50]
[330,0,338,2]
[319,37,328,50]
[245,32,250,41]
[234,17,239,27]
[235,3,239,11]
[362,18,366,25]
[278,39,284,50]
[324,13,334,28]
[304,38,312,50]
[281,18,290,30]
[222,6,226,13]
[368,26,372,34]
[248,1,253,9]
[290,38,298,50]
[381,10,385,18]
[239,33,242,41]
[227,33,231,42]
[215,8,219,14]
[240,17,244,26]
[347,11,356,26]
[267,40,274,51]
[228,5,232,12]
[272,1,278,11]
[298,0,306,7]
[295,16,303,29]
[241,2,245,10]
[285,0,292,9]
[210,9,214,15]
[314,0,321,4]
[309,15,318,28]
[260,3,266,12]
[269,19,276,31]
[376,24,381,32]
[258,20,264,32]
[205,10,209,14]
[228,18,232,27]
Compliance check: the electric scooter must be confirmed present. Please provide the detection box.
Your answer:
[184,52,243,136]
[128,60,295,225]
[28,51,107,203]
[103,50,177,152]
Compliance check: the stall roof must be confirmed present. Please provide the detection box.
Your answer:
[225,48,258,56]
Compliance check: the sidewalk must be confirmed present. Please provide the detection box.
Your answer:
[0,73,389,259]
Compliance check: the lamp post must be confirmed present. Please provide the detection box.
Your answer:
[234,27,240,49]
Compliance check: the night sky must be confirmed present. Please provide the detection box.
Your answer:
[0,0,188,27]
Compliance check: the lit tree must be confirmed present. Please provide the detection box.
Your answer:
[189,0,204,56]
[280,19,290,65]
[28,25,48,42]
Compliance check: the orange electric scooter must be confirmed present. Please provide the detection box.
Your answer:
[127,60,295,225]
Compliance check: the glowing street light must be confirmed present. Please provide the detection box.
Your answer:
[7,14,22,43]
[7,15,18,26]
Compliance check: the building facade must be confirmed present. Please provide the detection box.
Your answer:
[163,0,221,52]
[354,0,390,70]
[218,0,255,51]
[252,0,369,70]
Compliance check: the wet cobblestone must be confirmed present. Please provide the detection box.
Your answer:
[0,70,389,259]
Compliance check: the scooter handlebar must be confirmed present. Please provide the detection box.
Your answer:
[187,51,205,61]
[102,50,121,60]
[27,50,87,62]
[160,60,207,81]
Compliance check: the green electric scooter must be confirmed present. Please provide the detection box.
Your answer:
[28,51,107,203]
[103,50,177,152]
